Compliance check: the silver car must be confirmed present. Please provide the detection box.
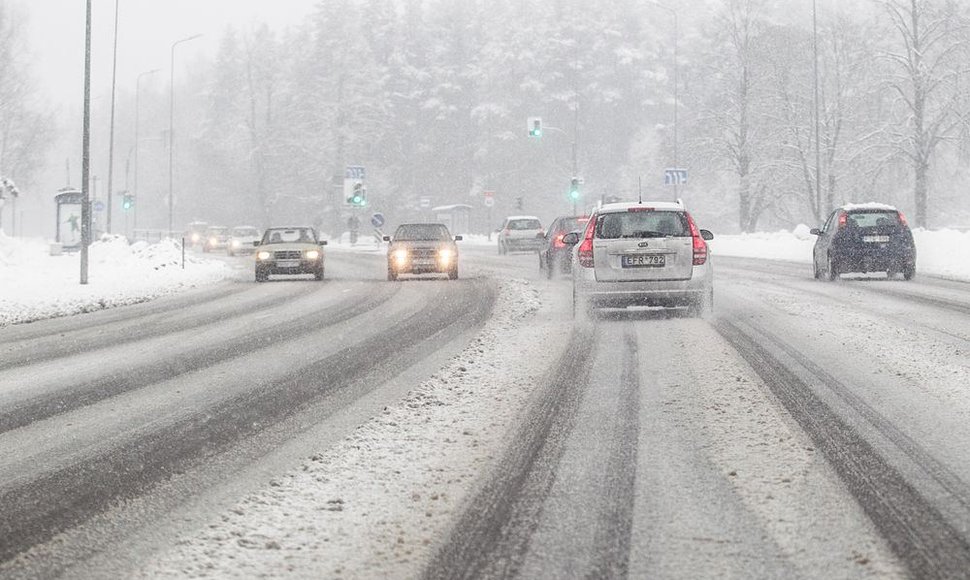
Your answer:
[565,201,714,316]
[497,215,545,254]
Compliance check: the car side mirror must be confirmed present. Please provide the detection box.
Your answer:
[700,229,714,241]
[252,241,260,247]
[562,232,580,245]
[319,241,328,246]
[382,235,391,242]
[810,228,821,236]
[454,235,463,241]
[536,232,546,239]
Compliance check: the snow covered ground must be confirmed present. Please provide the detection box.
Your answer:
[711,225,970,281]
[0,233,233,326]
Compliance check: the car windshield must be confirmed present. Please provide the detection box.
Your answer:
[394,224,452,241]
[596,211,689,239]
[507,219,541,230]
[261,228,316,244]
[846,211,901,228]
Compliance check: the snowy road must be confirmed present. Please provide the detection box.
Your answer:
[2,248,970,579]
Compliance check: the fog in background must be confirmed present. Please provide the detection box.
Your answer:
[3,0,970,239]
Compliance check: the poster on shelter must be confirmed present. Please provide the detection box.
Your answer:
[59,202,82,247]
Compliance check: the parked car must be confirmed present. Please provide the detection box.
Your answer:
[497,216,544,254]
[384,223,461,281]
[185,221,208,247]
[565,201,714,317]
[202,226,230,253]
[539,215,589,278]
[811,203,916,280]
[254,226,327,282]
[227,226,260,256]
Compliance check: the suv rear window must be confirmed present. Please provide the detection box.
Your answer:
[845,211,901,228]
[507,219,541,230]
[596,211,689,239]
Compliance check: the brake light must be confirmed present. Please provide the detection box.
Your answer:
[898,211,908,227]
[838,212,847,229]
[686,212,707,266]
[553,234,566,249]
[503,229,510,237]
[627,207,654,212]
[578,216,596,268]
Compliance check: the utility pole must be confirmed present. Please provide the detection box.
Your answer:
[106,0,120,234]
[813,0,823,219]
[81,0,92,284]
[135,68,160,236]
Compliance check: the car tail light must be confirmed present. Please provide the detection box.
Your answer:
[627,207,654,213]
[898,211,908,227]
[578,216,596,268]
[686,213,707,266]
[838,212,847,229]
[503,228,510,237]
[553,233,566,249]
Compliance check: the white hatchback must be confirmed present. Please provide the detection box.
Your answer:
[565,201,714,316]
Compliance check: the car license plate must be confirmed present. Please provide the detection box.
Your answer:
[277,260,300,268]
[863,235,890,243]
[621,254,665,268]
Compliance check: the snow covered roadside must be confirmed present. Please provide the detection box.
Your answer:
[710,225,970,281]
[136,278,570,579]
[0,233,233,326]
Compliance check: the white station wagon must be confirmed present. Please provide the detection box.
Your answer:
[564,201,714,316]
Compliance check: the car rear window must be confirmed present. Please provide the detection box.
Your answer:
[553,217,588,234]
[394,224,452,241]
[507,219,541,230]
[845,211,901,228]
[595,211,689,239]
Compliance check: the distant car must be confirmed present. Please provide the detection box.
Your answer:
[384,223,461,281]
[254,226,327,282]
[227,226,260,256]
[811,203,916,280]
[497,216,544,254]
[566,201,714,316]
[202,226,230,253]
[185,221,208,247]
[539,215,589,278]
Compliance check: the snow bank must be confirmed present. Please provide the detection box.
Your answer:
[710,225,970,281]
[0,233,233,326]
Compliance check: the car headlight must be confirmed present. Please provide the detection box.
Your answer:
[191,233,200,242]
[232,240,241,247]
[209,237,218,245]
[306,249,320,260]
[392,248,408,264]
[256,251,272,260]
[438,248,453,264]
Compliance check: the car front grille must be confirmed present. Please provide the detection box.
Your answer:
[274,250,302,260]
[410,248,437,259]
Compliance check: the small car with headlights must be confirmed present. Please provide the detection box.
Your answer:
[227,225,260,256]
[383,223,461,281]
[810,203,916,280]
[185,221,208,248]
[564,201,714,317]
[254,226,327,282]
[202,225,230,253]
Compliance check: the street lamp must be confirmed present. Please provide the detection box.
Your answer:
[643,1,679,193]
[81,0,92,285]
[168,33,202,237]
[105,0,120,235]
[134,68,160,237]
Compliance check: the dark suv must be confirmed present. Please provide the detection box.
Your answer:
[811,204,916,280]
[539,215,589,278]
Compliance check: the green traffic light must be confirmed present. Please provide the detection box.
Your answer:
[352,195,363,205]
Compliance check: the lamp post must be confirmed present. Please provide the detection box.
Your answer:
[168,33,202,237]
[644,1,679,194]
[80,0,92,285]
[134,68,160,237]
[813,0,823,219]
[105,0,120,234]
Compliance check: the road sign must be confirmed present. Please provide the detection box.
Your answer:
[93,201,105,212]
[371,212,385,228]
[419,196,432,209]
[345,165,365,180]
[483,190,495,207]
[664,168,688,185]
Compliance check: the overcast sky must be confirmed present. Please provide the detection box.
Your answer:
[27,0,320,108]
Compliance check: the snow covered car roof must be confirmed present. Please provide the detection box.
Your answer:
[840,202,898,211]
[503,215,541,221]
[597,201,685,213]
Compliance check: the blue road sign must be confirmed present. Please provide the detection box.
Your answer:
[371,212,386,228]
[664,168,688,186]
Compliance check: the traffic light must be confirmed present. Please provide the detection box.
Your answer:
[122,194,134,210]
[347,182,366,207]
[569,177,580,201]
[528,116,542,138]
